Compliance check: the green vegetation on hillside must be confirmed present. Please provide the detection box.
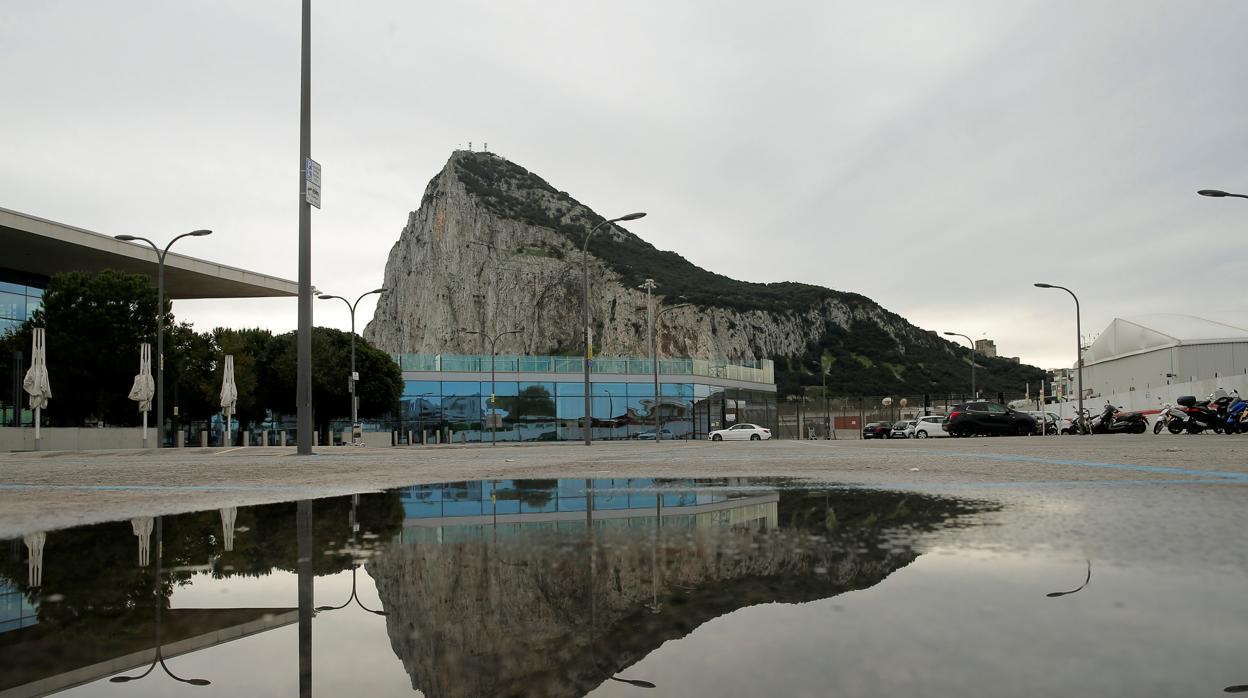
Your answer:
[449,151,1047,395]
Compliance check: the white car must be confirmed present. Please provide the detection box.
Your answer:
[708,423,772,441]
[911,415,949,439]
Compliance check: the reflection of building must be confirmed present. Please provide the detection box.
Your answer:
[0,606,297,697]
[394,354,777,442]
[369,479,971,698]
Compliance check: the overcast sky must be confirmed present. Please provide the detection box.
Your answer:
[3,1,1246,368]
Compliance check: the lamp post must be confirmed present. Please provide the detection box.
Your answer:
[316,494,388,615]
[317,288,386,445]
[460,328,523,445]
[942,332,976,399]
[582,212,647,446]
[1034,283,1084,431]
[1197,189,1248,199]
[115,230,212,448]
[652,301,691,442]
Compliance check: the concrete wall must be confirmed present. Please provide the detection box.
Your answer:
[0,427,147,452]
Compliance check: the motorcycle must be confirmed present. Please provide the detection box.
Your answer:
[1223,391,1247,434]
[1089,402,1149,434]
[1153,402,1189,435]
[1177,390,1233,434]
[1061,409,1092,435]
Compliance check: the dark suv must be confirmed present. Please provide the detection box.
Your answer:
[862,421,892,439]
[945,402,1036,437]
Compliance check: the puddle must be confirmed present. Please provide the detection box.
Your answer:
[1,478,1244,696]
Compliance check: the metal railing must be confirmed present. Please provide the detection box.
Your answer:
[391,353,775,385]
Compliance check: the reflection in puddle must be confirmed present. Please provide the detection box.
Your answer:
[1,478,1244,697]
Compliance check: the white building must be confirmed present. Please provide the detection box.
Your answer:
[1051,314,1248,419]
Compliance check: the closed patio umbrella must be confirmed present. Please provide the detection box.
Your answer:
[220,355,237,447]
[22,328,50,451]
[127,343,155,448]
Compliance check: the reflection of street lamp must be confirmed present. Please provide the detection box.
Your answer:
[583,212,647,446]
[318,288,387,445]
[1046,559,1092,598]
[1197,189,1248,199]
[942,331,976,399]
[585,488,657,690]
[109,517,212,687]
[460,328,524,446]
[114,230,213,448]
[315,495,388,616]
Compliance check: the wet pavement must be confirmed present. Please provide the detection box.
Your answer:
[2,471,1246,697]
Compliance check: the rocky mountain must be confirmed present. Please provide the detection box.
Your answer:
[364,151,1045,395]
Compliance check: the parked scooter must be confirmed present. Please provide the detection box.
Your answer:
[1153,402,1189,435]
[1177,390,1234,434]
[1061,409,1092,435]
[1089,402,1148,434]
[1223,391,1247,434]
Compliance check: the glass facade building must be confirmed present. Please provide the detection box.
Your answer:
[0,270,45,338]
[393,354,777,442]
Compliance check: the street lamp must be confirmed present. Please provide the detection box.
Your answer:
[460,328,524,445]
[942,332,976,399]
[317,288,386,445]
[1046,559,1092,598]
[114,230,212,448]
[583,212,646,446]
[1197,189,1248,199]
[316,495,388,615]
[1034,283,1084,432]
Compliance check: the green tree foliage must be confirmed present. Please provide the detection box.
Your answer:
[3,270,159,426]
[259,327,402,431]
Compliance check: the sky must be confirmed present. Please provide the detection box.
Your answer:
[3,0,1247,369]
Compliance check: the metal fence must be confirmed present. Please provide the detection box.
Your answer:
[776,392,1037,439]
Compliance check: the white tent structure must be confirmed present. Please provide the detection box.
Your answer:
[127,343,155,448]
[1079,314,1248,397]
[22,328,50,451]
[220,355,237,447]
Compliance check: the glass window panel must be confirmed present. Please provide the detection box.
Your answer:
[442,499,484,516]
[627,382,654,397]
[557,381,584,397]
[592,382,628,397]
[0,318,19,337]
[0,281,27,294]
[441,381,481,396]
[0,291,25,320]
[403,380,441,399]
[403,500,444,519]
[661,382,693,397]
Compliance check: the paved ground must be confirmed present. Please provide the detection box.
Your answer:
[2,435,1247,539]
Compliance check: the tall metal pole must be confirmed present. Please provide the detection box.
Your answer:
[318,289,384,445]
[1035,283,1084,432]
[296,0,313,455]
[640,279,658,442]
[581,212,646,446]
[462,329,522,446]
[943,332,976,399]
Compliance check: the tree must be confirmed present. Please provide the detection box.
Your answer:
[6,270,159,426]
[258,327,401,433]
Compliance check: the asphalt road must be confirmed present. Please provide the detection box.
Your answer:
[2,435,1246,571]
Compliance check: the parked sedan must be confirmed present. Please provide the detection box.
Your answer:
[634,428,674,440]
[708,423,772,441]
[944,402,1037,437]
[890,421,914,439]
[862,422,892,439]
[911,415,950,439]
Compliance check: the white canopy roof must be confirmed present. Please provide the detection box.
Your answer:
[1083,314,1248,365]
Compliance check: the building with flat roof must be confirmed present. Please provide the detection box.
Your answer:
[390,353,777,442]
[0,206,296,335]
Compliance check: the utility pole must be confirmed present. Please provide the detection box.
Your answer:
[296,0,314,454]
[640,278,658,441]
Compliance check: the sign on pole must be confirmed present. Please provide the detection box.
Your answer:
[305,158,321,209]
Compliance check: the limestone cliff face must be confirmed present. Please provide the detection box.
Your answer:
[363,151,920,362]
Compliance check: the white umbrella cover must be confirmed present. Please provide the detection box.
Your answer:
[128,343,155,446]
[22,328,50,450]
[23,328,50,409]
[128,343,155,411]
[220,354,238,446]
[24,531,45,587]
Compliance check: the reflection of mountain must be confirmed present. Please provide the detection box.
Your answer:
[368,486,989,698]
